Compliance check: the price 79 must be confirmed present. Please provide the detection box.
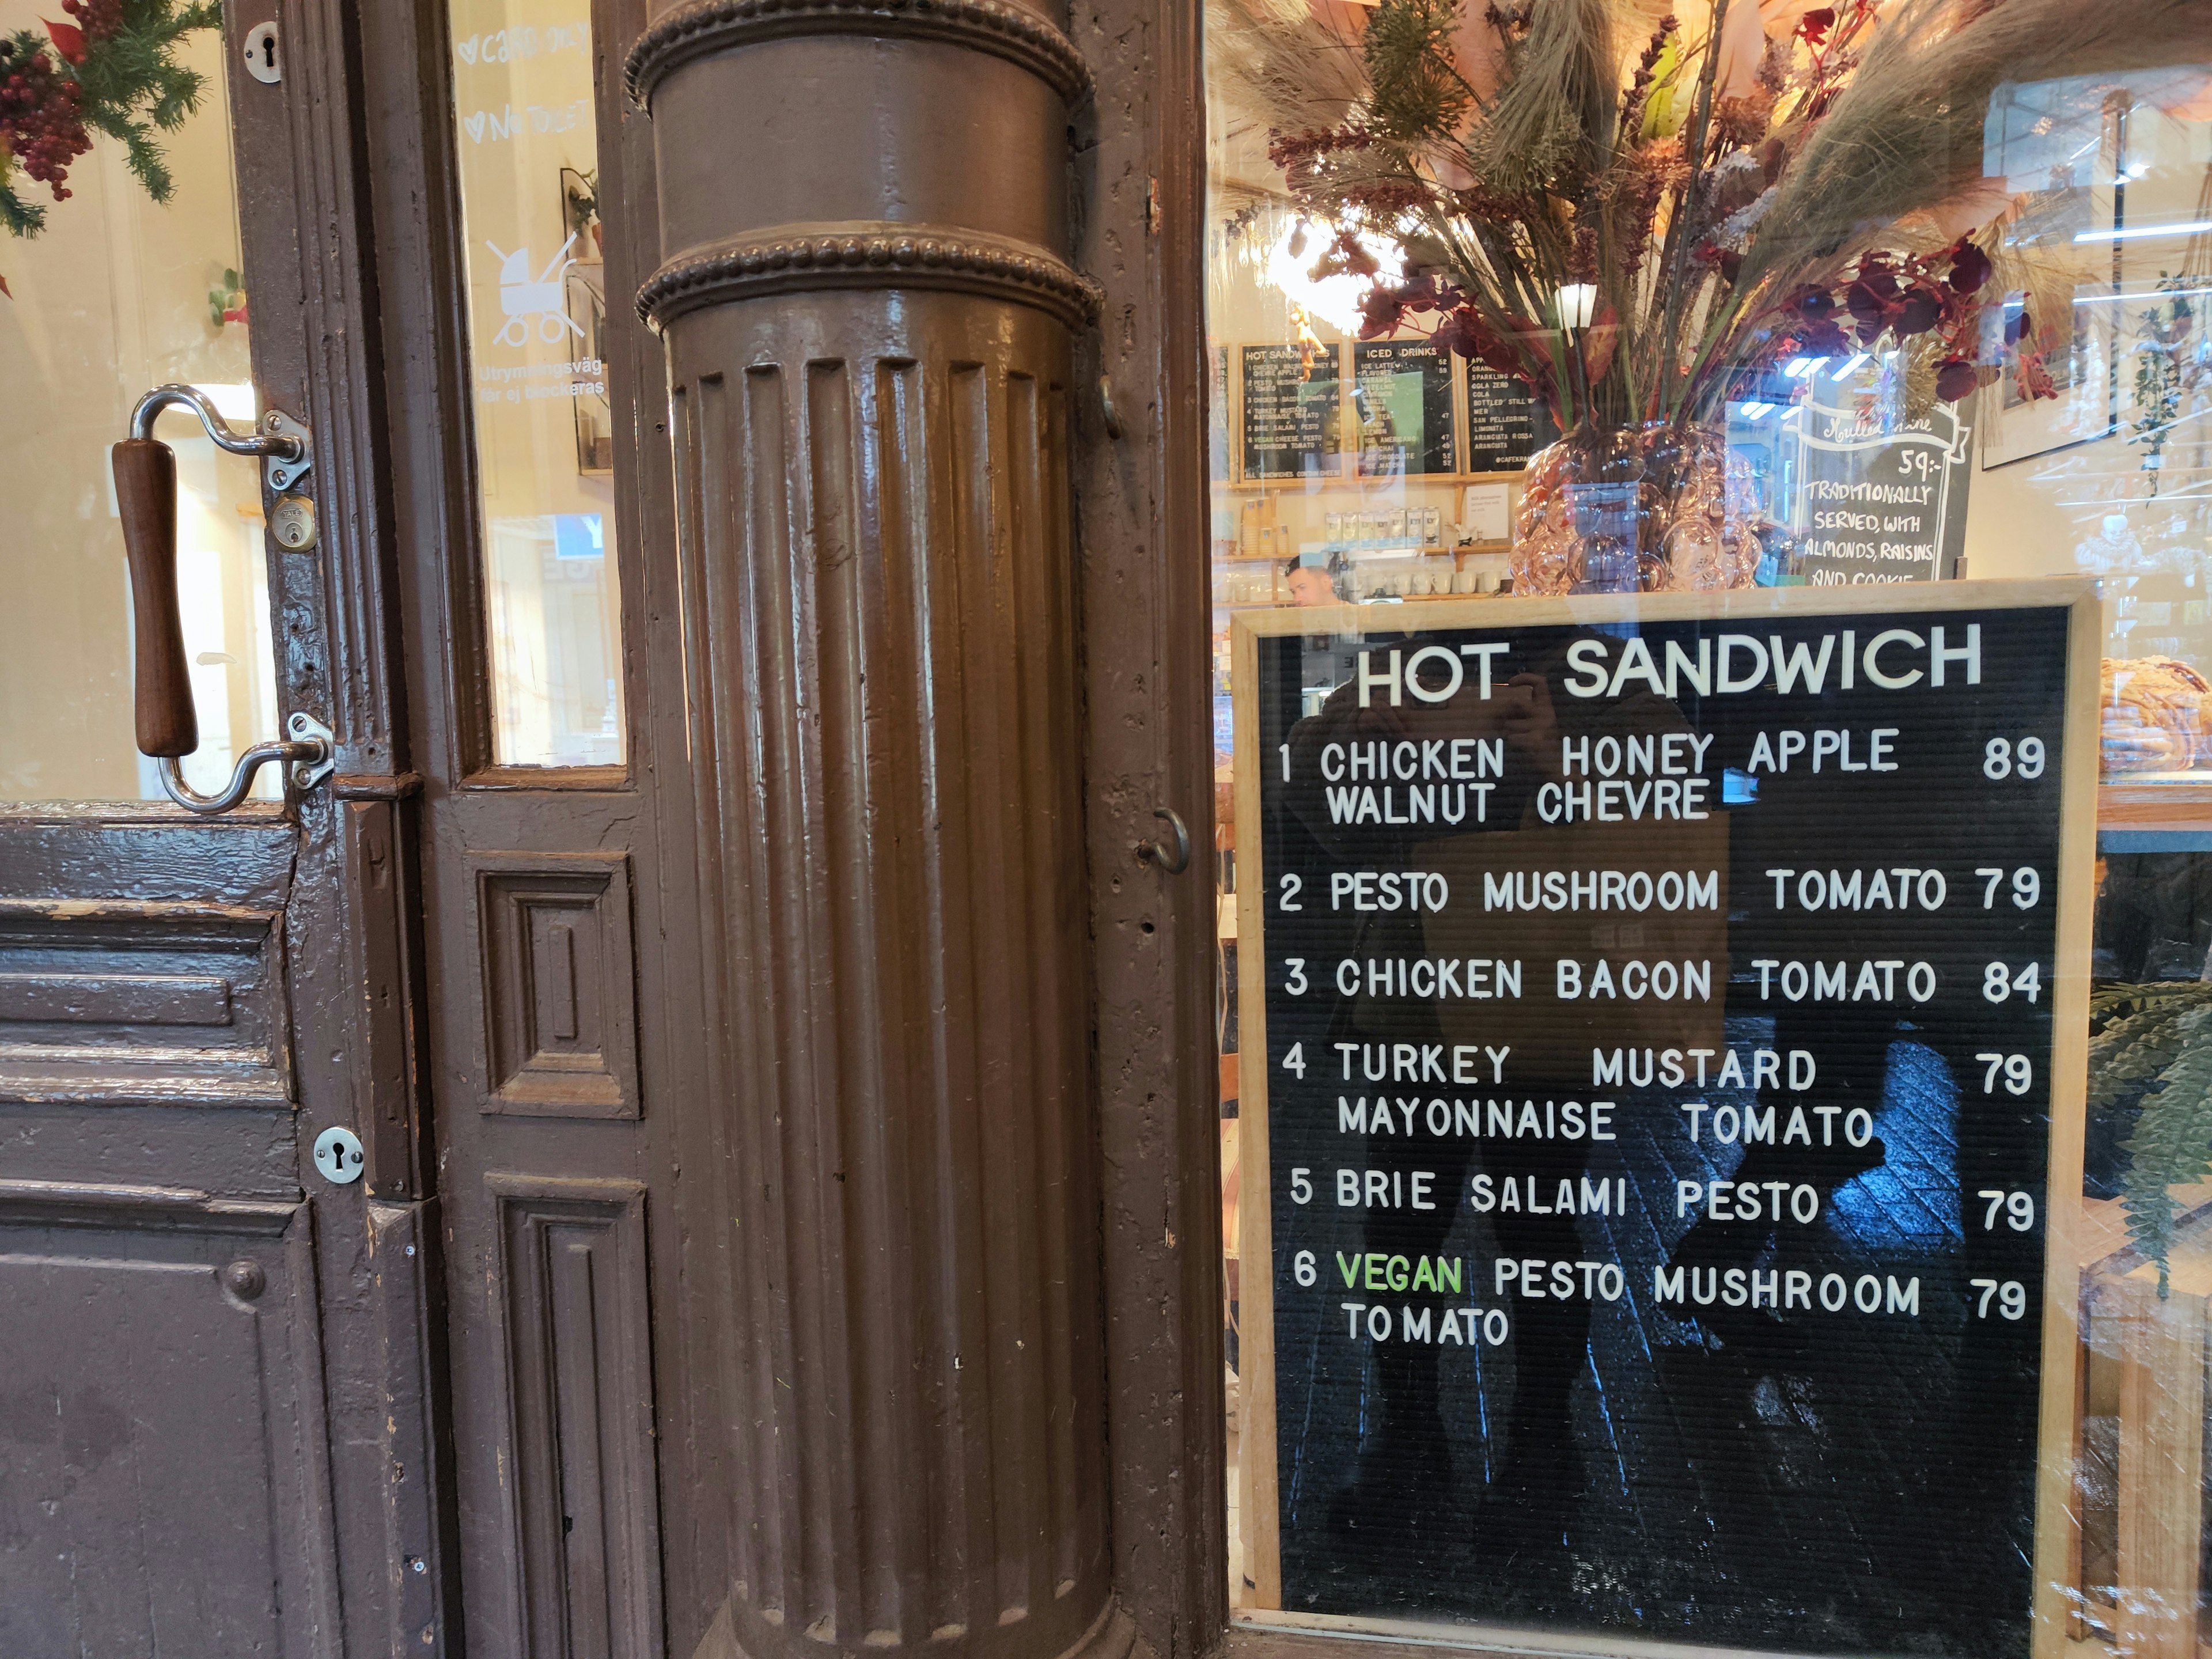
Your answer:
[1970,1279,2029,1320]
[1976,1190,2036,1231]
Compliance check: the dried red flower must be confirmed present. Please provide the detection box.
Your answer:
[1946,240,1992,295]
[1895,286,1943,337]
[1846,271,1899,329]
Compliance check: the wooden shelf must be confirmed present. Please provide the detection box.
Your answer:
[2099,778,2212,833]
[1213,472,1524,491]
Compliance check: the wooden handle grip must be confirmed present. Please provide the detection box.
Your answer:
[111,437,198,758]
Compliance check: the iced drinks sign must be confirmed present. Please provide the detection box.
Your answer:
[1232,582,2097,1658]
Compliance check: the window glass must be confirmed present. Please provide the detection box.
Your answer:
[1206,2,2212,1648]
[448,0,622,767]
[0,6,277,804]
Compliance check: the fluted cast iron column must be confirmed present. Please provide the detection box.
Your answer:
[626,9,1122,1659]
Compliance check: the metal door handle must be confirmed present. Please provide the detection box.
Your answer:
[110,385,334,813]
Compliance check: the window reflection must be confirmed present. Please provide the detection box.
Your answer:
[1205,3,2212,1645]
[450,2,623,767]
[0,8,275,804]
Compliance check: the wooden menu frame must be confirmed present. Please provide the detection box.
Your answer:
[1230,578,2102,1659]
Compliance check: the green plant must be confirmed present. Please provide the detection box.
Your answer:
[565,166,600,231]
[2090,980,2212,1294]
[2127,275,2205,492]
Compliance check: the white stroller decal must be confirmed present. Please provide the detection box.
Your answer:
[488,235,582,346]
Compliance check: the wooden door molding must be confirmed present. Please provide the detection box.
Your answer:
[1066,0,1228,1651]
[353,0,706,1652]
[241,2,460,1650]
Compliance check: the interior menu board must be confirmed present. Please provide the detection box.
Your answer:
[1464,363,1559,473]
[1233,585,2094,1658]
[1244,343,1343,479]
[1353,340,1456,477]
[1795,379,1974,585]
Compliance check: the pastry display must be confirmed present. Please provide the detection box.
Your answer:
[2102,655,2211,775]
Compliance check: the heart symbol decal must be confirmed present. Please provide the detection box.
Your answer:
[456,34,477,63]
[463,110,486,143]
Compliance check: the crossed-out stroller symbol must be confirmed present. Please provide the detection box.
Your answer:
[489,233,583,346]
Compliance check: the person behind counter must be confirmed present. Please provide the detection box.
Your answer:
[1284,555,1338,607]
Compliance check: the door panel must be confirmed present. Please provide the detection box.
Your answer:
[0,814,294,1109]
[380,0,691,1650]
[468,851,641,1120]
[0,1185,335,1658]
[490,1173,660,1658]
[0,0,453,1650]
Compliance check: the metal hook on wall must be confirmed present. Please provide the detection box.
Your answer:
[1136,806,1191,874]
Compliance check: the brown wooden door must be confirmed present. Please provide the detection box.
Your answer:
[0,4,453,1653]
[358,0,700,1652]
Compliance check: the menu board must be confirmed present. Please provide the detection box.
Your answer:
[1243,344,1343,479]
[1464,363,1558,474]
[1795,382,1974,585]
[1353,340,1457,476]
[1233,586,2094,1658]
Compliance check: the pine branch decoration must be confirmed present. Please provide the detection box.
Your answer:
[0,0,221,244]
[71,0,222,203]
[2085,983,2212,1297]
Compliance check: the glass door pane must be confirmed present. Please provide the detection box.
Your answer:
[447,0,624,768]
[0,5,276,804]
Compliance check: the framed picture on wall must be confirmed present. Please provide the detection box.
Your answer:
[1980,285,2120,469]
[1981,78,2124,470]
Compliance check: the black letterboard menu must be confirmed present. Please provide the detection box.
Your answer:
[1464,363,1559,473]
[1243,343,1343,479]
[1233,585,2094,1658]
[1353,339,1457,477]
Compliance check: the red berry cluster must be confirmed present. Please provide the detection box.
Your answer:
[61,0,124,43]
[0,42,92,200]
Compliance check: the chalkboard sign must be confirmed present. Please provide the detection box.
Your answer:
[1464,363,1559,474]
[1232,584,2096,1658]
[1795,381,1974,585]
[1353,340,1457,477]
[1243,343,1343,479]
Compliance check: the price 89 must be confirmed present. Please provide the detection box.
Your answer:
[1982,736,2046,781]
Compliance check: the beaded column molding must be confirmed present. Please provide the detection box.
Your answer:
[627,9,1124,1659]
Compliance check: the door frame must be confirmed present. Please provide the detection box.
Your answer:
[350,0,715,1647]
[1064,0,1232,1650]
[222,0,463,1647]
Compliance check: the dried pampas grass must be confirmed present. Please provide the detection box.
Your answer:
[1463,0,1625,190]
[1746,0,2212,287]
